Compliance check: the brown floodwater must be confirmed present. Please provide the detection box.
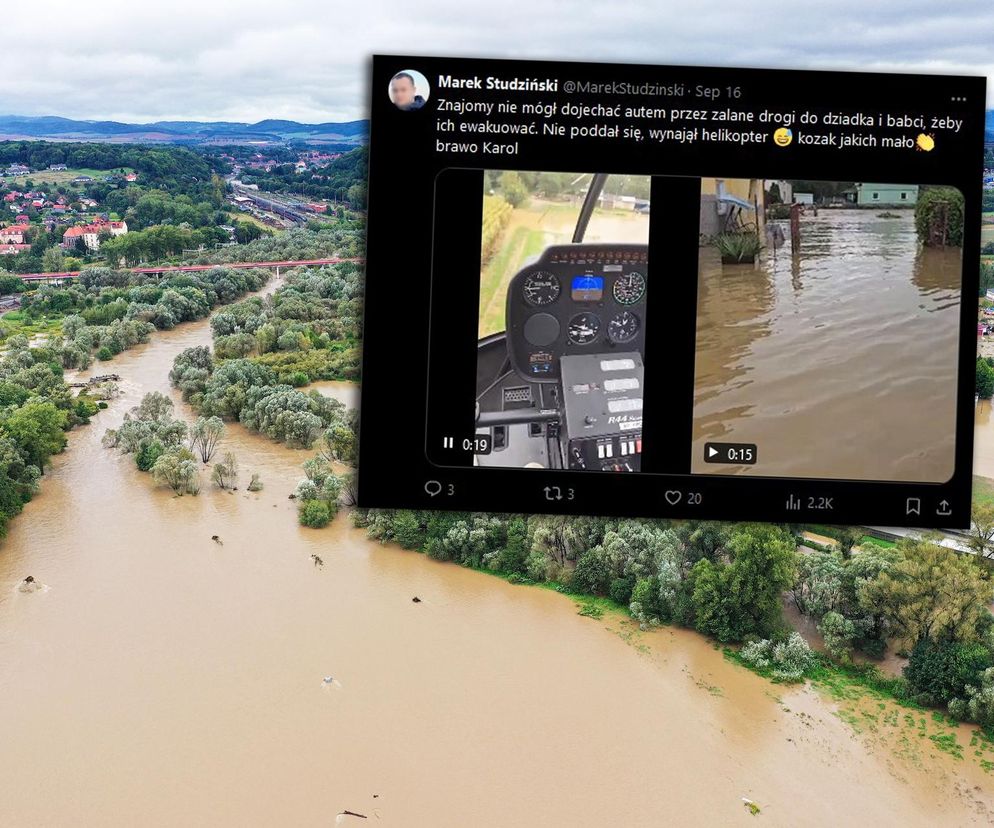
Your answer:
[693,211,961,482]
[1,276,992,826]
[308,379,360,410]
[974,401,994,479]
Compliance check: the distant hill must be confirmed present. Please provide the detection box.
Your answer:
[0,115,368,146]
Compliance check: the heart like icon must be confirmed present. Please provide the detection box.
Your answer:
[664,490,682,505]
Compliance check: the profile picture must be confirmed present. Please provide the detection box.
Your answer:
[388,69,429,111]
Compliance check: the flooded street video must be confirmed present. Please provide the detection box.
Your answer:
[692,178,963,482]
[475,171,651,472]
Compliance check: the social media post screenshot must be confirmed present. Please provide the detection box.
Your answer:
[358,54,987,526]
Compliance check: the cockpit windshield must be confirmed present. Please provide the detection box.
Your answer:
[479,172,651,338]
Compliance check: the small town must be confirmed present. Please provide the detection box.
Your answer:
[0,165,136,256]
[0,144,363,272]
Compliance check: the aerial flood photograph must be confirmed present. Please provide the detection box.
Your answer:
[0,2,993,827]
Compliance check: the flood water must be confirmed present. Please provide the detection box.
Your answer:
[974,401,994,479]
[693,211,961,482]
[1,275,992,826]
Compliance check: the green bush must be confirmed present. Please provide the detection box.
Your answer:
[609,576,635,606]
[978,358,994,399]
[572,548,612,595]
[135,439,165,472]
[299,499,331,528]
[96,345,113,361]
[904,639,994,706]
[739,633,815,682]
[714,232,761,262]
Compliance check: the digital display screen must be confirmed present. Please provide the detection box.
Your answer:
[571,274,603,301]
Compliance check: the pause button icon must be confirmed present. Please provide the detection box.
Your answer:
[442,436,455,448]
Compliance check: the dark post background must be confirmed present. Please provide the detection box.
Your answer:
[357,53,987,527]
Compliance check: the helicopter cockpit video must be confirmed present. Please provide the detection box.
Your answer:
[475,172,650,472]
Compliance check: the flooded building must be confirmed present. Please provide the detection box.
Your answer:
[855,182,919,206]
[699,178,765,238]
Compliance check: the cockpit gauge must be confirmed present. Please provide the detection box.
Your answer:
[612,271,646,305]
[567,312,601,345]
[522,271,561,306]
[608,310,640,343]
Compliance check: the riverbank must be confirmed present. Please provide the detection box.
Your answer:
[1,288,992,824]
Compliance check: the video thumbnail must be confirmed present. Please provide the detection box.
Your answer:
[474,171,651,472]
[692,178,963,482]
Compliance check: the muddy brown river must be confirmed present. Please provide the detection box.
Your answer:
[693,210,961,482]
[1,276,992,826]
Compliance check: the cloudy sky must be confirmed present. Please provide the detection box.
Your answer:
[1,0,991,123]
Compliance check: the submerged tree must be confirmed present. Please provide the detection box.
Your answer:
[152,446,200,495]
[211,451,238,490]
[190,416,225,463]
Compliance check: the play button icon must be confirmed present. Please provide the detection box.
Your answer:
[704,442,757,464]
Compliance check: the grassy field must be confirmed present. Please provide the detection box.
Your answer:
[0,309,62,342]
[3,167,133,188]
[477,199,649,337]
[973,475,994,508]
[226,211,271,231]
[479,223,551,337]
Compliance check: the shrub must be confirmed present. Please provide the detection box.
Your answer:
[629,576,662,627]
[818,611,857,662]
[151,446,200,495]
[96,345,113,361]
[135,439,165,472]
[609,576,635,606]
[572,547,612,595]
[714,232,761,262]
[904,639,994,706]
[948,668,994,730]
[299,499,331,528]
[739,633,815,682]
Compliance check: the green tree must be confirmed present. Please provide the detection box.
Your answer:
[836,527,863,560]
[151,446,200,495]
[499,170,529,208]
[818,611,858,662]
[904,638,994,706]
[948,668,994,730]
[497,516,528,574]
[41,246,64,273]
[135,439,165,472]
[1,401,68,472]
[190,416,225,463]
[691,523,796,642]
[392,511,425,549]
[211,452,238,489]
[967,503,994,559]
[859,538,993,648]
[572,546,612,594]
[914,185,964,247]
[978,358,994,399]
